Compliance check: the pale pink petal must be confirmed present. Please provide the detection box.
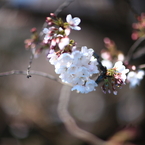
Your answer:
[58,37,69,50]
[65,28,71,36]
[71,26,81,30]
[66,14,72,23]
[73,17,81,25]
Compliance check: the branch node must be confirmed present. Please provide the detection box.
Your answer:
[27,55,34,78]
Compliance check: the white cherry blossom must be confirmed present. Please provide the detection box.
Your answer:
[113,61,129,83]
[71,77,85,85]
[58,37,70,50]
[127,70,145,88]
[43,28,49,34]
[55,64,68,74]
[57,53,72,65]
[77,67,90,78]
[71,79,97,93]
[101,59,113,69]
[71,85,87,93]
[47,46,99,93]
[67,64,78,74]
[66,14,81,30]
[47,52,58,65]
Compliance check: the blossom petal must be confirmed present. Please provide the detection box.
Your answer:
[101,60,113,69]
[70,26,81,30]
[58,37,70,50]
[66,14,72,23]
[71,85,87,93]
[72,17,81,25]
[137,70,144,79]
[43,28,49,34]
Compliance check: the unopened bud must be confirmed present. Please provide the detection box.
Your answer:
[46,17,52,22]
[30,27,37,33]
[50,13,56,17]
[48,22,53,26]
[132,65,136,70]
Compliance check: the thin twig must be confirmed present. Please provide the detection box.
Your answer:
[125,37,145,63]
[132,47,145,59]
[39,0,75,37]
[0,70,60,82]
[0,70,106,144]
[33,0,75,71]
[124,0,140,18]
[138,64,145,69]
[27,54,34,78]
[57,85,106,145]
[54,0,74,16]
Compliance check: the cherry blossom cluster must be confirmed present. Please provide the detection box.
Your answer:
[25,13,101,93]
[44,14,100,93]
[101,61,129,95]
[25,13,145,95]
[24,13,80,58]
[48,46,99,93]
[127,70,144,88]
[101,37,125,69]
[100,38,144,94]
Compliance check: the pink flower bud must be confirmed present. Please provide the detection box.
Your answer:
[30,27,37,33]
[50,13,56,17]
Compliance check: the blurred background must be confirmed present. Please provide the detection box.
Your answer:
[0,0,145,145]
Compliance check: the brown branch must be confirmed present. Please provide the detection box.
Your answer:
[0,70,60,83]
[125,37,145,63]
[27,54,34,78]
[0,70,106,145]
[0,70,105,144]
[57,85,106,145]
[54,0,74,16]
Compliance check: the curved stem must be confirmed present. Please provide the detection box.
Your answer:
[125,37,145,63]
[57,85,106,145]
[124,0,140,18]
[54,0,74,16]
[0,70,60,82]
